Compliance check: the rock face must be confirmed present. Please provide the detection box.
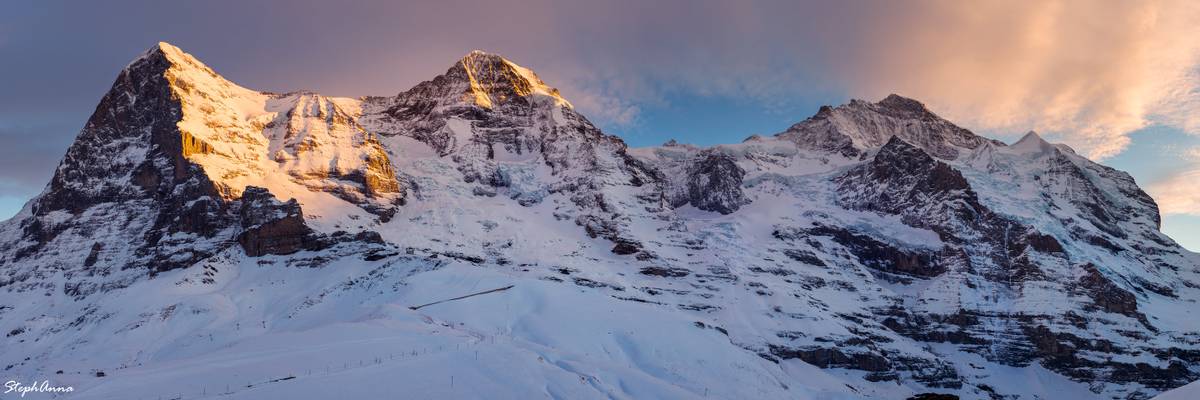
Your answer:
[264,93,405,215]
[361,51,654,195]
[362,50,572,156]
[1,42,399,279]
[631,145,750,214]
[634,96,1196,397]
[827,136,1193,390]
[236,187,325,257]
[778,94,999,159]
[836,136,978,222]
[360,50,659,255]
[0,44,1198,400]
[684,153,749,214]
[15,43,237,274]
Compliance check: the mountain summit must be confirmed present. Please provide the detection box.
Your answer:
[0,43,1197,400]
[456,50,572,109]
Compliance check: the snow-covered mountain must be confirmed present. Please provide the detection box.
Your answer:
[1,42,1197,400]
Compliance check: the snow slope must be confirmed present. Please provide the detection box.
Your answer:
[1154,379,1200,400]
[55,254,898,400]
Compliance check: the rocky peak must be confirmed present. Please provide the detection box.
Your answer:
[14,42,406,274]
[837,136,992,242]
[10,42,260,272]
[1009,131,1054,154]
[364,51,650,185]
[873,94,936,119]
[36,42,211,215]
[358,50,659,257]
[858,136,973,197]
[134,42,218,77]
[236,187,327,257]
[363,50,586,156]
[1015,130,1045,143]
[383,50,571,115]
[684,152,749,214]
[779,95,999,160]
[456,50,572,109]
[143,43,403,213]
[873,136,935,166]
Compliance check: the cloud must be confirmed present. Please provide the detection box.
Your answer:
[495,0,1200,160]
[563,88,641,128]
[1151,171,1200,215]
[538,67,656,129]
[826,0,1200,159]
[1149,148,1200,215]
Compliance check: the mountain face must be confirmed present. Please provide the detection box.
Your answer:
[0,43,1197,400]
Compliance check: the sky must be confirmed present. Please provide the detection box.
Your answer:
[1,0,1199,249]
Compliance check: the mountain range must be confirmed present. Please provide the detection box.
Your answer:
[0,42,1197,399]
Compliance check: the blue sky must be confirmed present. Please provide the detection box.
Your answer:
[1,0,1198,249]
[1103,128,1200,250]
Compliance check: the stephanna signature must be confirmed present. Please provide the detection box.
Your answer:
[4,380,75,397]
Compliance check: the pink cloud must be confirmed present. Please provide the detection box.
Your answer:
[824,0,1200,159]
[1149,148,1200,215]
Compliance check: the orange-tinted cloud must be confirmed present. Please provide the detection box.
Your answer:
[524,1,1200,159]
[826,0,1200,159]
[1149,148,1200,215]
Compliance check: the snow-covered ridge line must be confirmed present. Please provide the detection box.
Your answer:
[0,42,1197,400]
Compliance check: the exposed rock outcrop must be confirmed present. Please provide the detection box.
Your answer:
[778,94,1000,160]
[683,152,749,214]
[236,187,326,257]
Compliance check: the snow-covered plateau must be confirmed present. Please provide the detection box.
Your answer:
[1,43,1198,399]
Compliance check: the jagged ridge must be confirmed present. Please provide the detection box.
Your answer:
[0,43,1197,400]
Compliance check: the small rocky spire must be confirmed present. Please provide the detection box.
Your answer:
[876,94,932,115]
